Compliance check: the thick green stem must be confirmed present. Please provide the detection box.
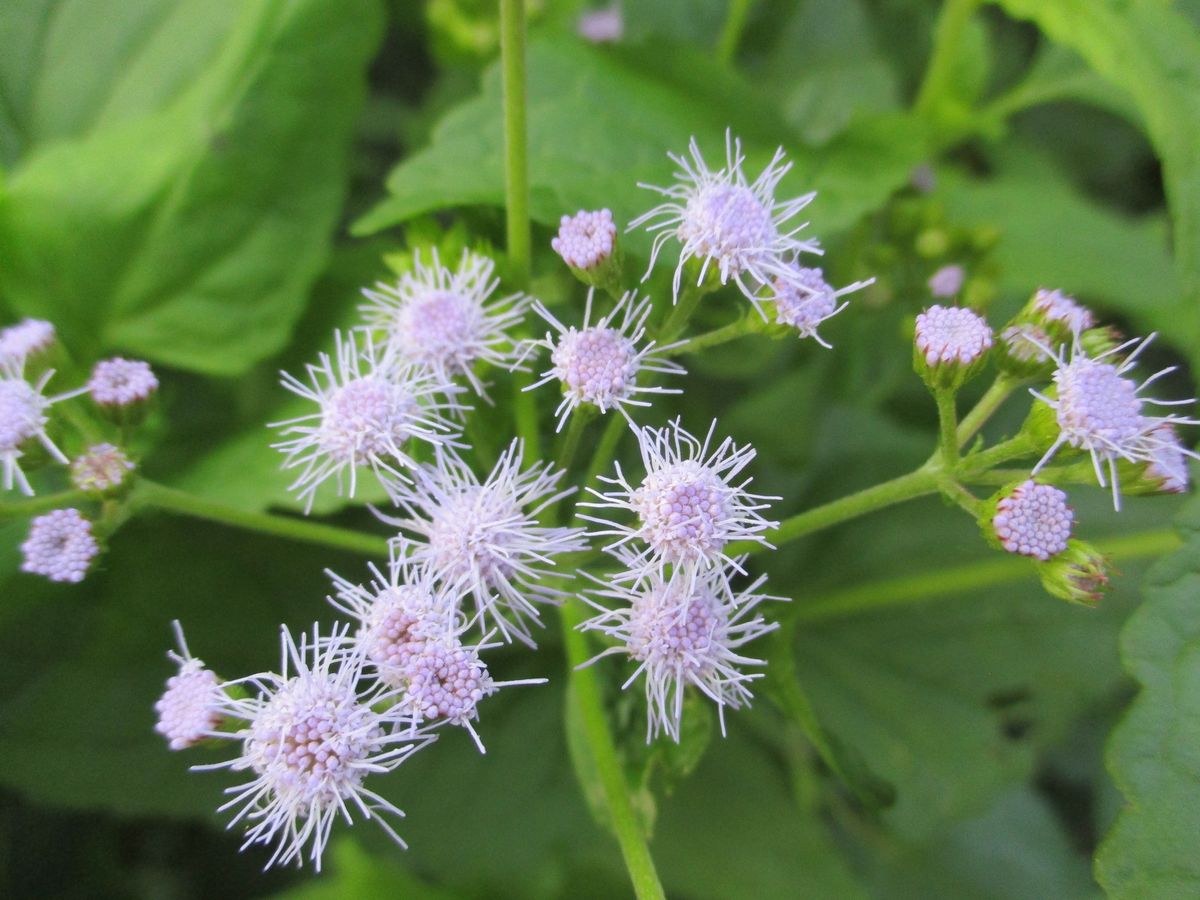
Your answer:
[733,467,941,556]
[960,434,1037,474]
[914,0,982,117]
[715,0,754,67]
[560,601,667,900]
[658,280,710,343]
[957,376,1018,447]
[789,529,1180,624]
[0,489,89,518]
[499,0,530,285]
[935,388,959,470]
[667,313,769,357]
[132,481,389,558]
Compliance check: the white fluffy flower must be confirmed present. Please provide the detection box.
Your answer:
[772,265,872,348]
[1031,333,1198,509]
[631,130,821,307]
[272,330,465,513]
[377,442,588,646]
[194,624,433,871]
[360,249,530,397]
[579,558,779,742]
[20,508,99,582]
[580,418,777,583]
[523,290,685,430]
[155,621,227,750]
[0,358,81,495]
[992,480,1073,561]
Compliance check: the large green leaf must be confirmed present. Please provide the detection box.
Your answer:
[355,37,927,246]
[1095,496,1200,898]
[0,0,383,374]
[990,0,1200,360]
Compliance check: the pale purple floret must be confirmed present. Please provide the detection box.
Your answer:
[914,305,993,367]
[21,508,99,582]
[0,319,55,364]
[523,289,685,430]
[1143,424,1190,493]
[192,624,434,871]
[927,264,965,298]
[1033,288,1094,333]
[360,249,530,397]
[70,442,135,492]
[88,357,158,406]
[155,621,226,750]
[552,209,617,270]
[772,264,872,348]
[992,480,1073,561]
[580,418,777,585]
[0,359,80,495]
[1030,333,1199,509]
[577,4,623,42]
[631,129,822,308]
[578,557,779,742]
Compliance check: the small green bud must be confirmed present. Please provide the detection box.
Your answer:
[1036,539,1111,606]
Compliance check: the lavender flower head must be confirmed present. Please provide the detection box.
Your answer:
[927,264,965,298]
[580,418,778,584]
[992,480,1073,561]
[577,4,623,43]
[21,508,99,583]
[155,621,227,750]
[772,264,872,348]
[523,289,685,430]
[631,130,821,308]
[1,359,79,494]
[914,305,993,367]
[272,330,465,513]
[88,358,158,407]
[360,249,530,397]
[193,624,434,870]
[1030,332,1199,509]
[579,558,779,742]
[378,442,588,646]
[71,443,135,493]
[0,319,55,365]
[1032,288,1094,334]
[552,209,617,271]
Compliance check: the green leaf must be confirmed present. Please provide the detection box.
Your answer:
[939,143,1183,344]
[990,0,1200,362]
[355,37,927,245]
[1095,496,1200,898]
[0,0,384,374]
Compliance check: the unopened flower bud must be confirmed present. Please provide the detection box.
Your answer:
[927,264,965,298]
[70,443,135,494]
[1020,288,1094,342]
[913,304,993,390]
[996,323,1055,380]
[88,357,158,425]
[982,480,1073,561]
[1036,539,1110,606]
[1117,423,1193,495]
[552,208,623,295]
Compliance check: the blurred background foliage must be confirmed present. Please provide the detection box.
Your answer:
[0,0,1198,897]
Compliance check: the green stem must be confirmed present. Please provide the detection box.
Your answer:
[960,434,1037,474]
[658,279,711,343]
[560,601,666,900]
[732,467,941,556]
[914,0,982,117]
[556,406,595,473]
[0,489,89,518]
[715,0,754,67]
[934,388,959,470]
[957,376,1018,447]
[132,481,389,558]
[667,313,768,357]
[499,0,530,286]
[789,529,1180,624]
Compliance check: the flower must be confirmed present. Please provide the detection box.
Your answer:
[194,624,433,870]
[326,547,459,687]
[914,305,993,367]
[1142,424,1192,494]
[88,357,158,406]
[377,442,588,646]
[577,4,623,42]
[771,265,872,348]
[631,130,821,307]
[552,209,618,272]
[927,264,965,298]
[272,330,465,513]
[399,633,545,753]
[155,621,227,750]
[1037,540,1110,606]
[1031,288,1094,335]
[578,558,779,741]
[0,359,78,495]
[580,418,777,583]
[70,443,135,493]
[0,319,55,365]
[523,289,686,430]
[20,508,99,582]
[1030,333,1197,509]
[991,480,1073,561]
[360,249,530,397]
